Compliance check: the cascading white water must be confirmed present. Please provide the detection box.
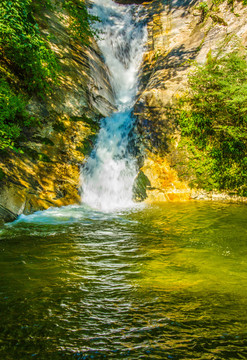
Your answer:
[81,0,147,212]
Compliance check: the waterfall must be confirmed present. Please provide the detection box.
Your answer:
[81,0,147,212]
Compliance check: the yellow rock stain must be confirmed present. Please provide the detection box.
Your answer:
[141,152,191,202]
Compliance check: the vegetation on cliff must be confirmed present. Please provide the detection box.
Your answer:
[0,0,96,152]
[178,51,247,196]
[197,0,247,20]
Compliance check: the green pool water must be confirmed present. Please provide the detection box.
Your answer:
[0,202,246,359]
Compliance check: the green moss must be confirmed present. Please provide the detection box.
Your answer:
[0,0,97,154]
[22,147,52,162]
[38,153,52,162]
[53,121,67,132]
[62,0,99,45]
[197,2,209,23]
[0,168,5,181]
[70,114,100,132]
[33,136,55,146]
[210,14,227,26]
[77,134,98,156]
[212,0,247,7]
[0,79,27,151]
[133,171,151,202]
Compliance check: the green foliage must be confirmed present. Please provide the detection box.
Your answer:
[0,79,41,152]
[210,14,227,26]
[70,114,100,133]
[0,0,97,152]
[31,0,54,11]
[178,51,247,195]
[22,146,52,162]
[77,134,97,156]
[62,0,99,44]
[197,2,209,22]
[33,136,55,146]
[0,79,25,151]
[0,0,58,94]
[212,0,247,7]
[0,168,5,181]
[53,121,67,132]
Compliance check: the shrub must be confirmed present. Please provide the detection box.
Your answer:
[0,0,97,151]
[0,79,26,151]
[197,2,209,23]
[178,51,247,195]
[62,0,99,45]
[0,0,59,94]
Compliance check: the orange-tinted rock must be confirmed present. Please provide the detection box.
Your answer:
[135,0,247,203]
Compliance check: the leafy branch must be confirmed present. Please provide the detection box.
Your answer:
[178,51,247,195]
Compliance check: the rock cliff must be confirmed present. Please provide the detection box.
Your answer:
[0,4,115,224]
[1,0,246,224]
[134,0,247,202]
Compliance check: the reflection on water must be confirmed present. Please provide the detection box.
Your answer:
[0,202,247,359]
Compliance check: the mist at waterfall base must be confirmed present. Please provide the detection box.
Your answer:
[81,0,147,212]
[81,111,137,212]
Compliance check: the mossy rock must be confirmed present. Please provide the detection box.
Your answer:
[22,147,40,160]
[76,134,97,156]
[0,168,5,181]
[53,121,66,132]
[38,153,52,162]
[22,147,52,162]
[70,114,100,133]
[210,14,227,26]
[133,170,151,202]
[33,136,55,146]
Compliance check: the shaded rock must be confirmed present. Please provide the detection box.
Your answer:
[0,4,115,223]
[0,205,18,225]
[133,170,151,201]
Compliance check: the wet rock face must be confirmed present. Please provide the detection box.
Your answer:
[0,204,17,225]
[0,5,115,223]
[134,0,247,201]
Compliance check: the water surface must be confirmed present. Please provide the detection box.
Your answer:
[0,202,246,359]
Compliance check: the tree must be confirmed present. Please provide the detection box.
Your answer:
[179,51,247,195]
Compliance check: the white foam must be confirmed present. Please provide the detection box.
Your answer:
[81,0,147,212]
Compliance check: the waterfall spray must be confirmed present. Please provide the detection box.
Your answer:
[81,0,147,212]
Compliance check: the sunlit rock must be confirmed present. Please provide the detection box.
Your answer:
[134,0,247,202]
[0,3,115,222]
